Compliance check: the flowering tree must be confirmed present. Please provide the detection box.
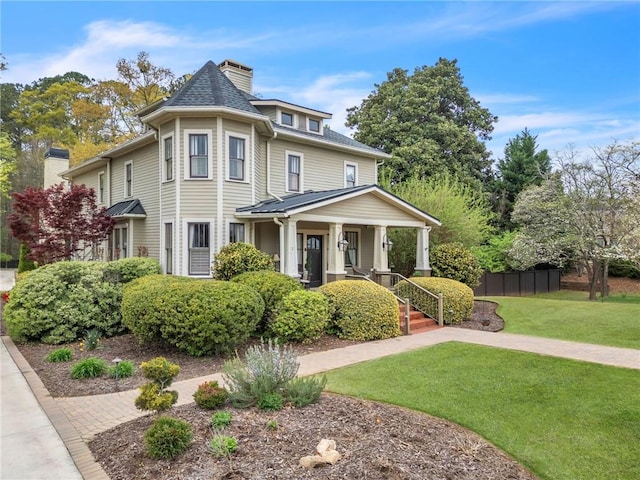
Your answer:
[8,183,115,265]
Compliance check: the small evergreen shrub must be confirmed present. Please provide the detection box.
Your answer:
[270,290,330,342]
[135,357,180,413]
[108,360,135,378]
[212,242,274,280]
[140,357,180,389]
[210,411,233,429]
[608,259,640,279]
[145,416,193,459]
[208,435,238,458]
[193,381,228,409]
[231,270,302,332]
[70,357,107,379]
[102,257,161,284]
[285,375,327,407]
[397,276,473,324]
[258,392,283,411]
[319,280,401,341]
[45,347,73,363]
[431,242,483,288]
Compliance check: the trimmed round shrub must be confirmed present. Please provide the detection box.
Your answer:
[145,416,193,459]
[231,270,302,331]
[319,280,401,341]
[431,242,483,288]
[193,381,228,409]
[212,242,274,280]
[270,290,330,343]
[102,257,161,284]
[123,278,264,356]
[397,276,473,324]
[4,261,122,344]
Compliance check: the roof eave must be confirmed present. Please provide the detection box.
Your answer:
[275,128,392,159]
[141,106,274,134]
[250,99,332,119]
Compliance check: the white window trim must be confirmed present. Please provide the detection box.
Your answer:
[124,161,133,197]
[226,220,247,246]
[182,218,214,277]
[112,223,130,260]
[280,110,295,128]
[98,171,105,204]
[162,133,174,183]
[225,131,250,183]
[285,150,304,193]
[162,219,174,274]
[184,129,213,180]
[344,161,358,188]
[307,117,322,134]
[344,227,361,267]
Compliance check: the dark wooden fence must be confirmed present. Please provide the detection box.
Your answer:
[473,269,561,297]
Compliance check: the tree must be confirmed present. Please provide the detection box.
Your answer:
[8,183,115,265]
[380,173,494,276]
[509,141,640,300]
[346,58,497,188]
[0,132,17,198]
[491,128,551,231]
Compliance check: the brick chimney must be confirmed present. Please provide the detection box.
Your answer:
[219,59,253,94]
[44,148,69,188]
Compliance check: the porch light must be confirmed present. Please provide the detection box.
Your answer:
[337,232,349,251]
[382,234,393,252]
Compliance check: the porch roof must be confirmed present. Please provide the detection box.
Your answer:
[236,184,441,226]
[105,198,147,218]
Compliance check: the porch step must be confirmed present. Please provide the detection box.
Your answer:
[398,303,438,334]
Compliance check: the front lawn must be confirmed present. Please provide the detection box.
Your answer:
[483,294,640,349]
[325,342,640,480]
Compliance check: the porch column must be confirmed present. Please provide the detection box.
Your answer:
[283,219,299,278]
[327,223,346,283]
[373,225,391,286]
[415,226,432,277]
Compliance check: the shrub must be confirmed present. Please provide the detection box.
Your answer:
[70,357,107,379]
[108,360,135,378]
[431,242,483,288]
[210,411,233,429]
[102,257,161,284]
[608,259,640,279]
[17,243,36,274]
[472,231,517,273]
[135,357,180,413]
[123,277,264,356]
[212,242,274,280]
[45,347,73,363]
[285,375,327,407]
[3,260,138,344]
[396,276,473,324]
[270,290,330,343]
[319,280,401,341]
[193,381,228,409]
[140,357,180,389]
[209,435,238,458]
[258,392,283,411]
[80,328,102,351]
[231,270,302,332]
[145,416,193,459]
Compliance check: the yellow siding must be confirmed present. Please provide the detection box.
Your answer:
[311,194,419,223]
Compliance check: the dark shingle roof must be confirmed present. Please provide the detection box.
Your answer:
[273,124,385,155]
[105,199,146,217]
[163,61,260,114]
[236,185,373,214]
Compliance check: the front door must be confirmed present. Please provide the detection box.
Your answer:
[306,235,323,288]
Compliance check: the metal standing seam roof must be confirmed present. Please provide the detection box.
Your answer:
[104,199,146,217]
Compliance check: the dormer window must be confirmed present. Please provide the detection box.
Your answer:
[281,111,294,126]
[308,118,320,132]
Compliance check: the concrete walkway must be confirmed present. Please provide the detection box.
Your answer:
[1,308,638,478]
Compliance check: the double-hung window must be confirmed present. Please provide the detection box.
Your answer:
[344,231,359,267]
[228,136,245,181]
[98,172,105,203]
[188,223,210,275]
[229,223,245,243]
[189,134,208,178]
[164,136,173,181]
[164,223,173,274]
[345,163,357,188]
[287,152,302,192]
[125,162,133,197]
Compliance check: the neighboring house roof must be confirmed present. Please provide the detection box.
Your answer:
[163,61,261,114]
[105,199,147,218]
[236,184,441,226]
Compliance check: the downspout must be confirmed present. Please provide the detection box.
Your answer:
[273,217,284,274]
[375,158,385,184]
[266,131,282,202]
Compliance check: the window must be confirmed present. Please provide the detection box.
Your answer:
[344,231,358,267]
[164,136,173,181]
[229,223,245,243]
[112,225,128,260]
[164,223,173,274]
[98,172,105,203]
[188,223,210,275]
[308,118,320,132]
[125,162,133,197]
[345,163,357,188]
[281,111,294,126]
[287,152,302,192]
[228,136,245,181]
[189,134,208,178]
[297,233,303,274]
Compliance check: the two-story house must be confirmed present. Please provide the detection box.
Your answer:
[59,59,440,286]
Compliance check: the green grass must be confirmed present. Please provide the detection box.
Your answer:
[481,295,640,349]
[325,343,640,480]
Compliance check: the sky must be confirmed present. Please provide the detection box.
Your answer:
[1,1,639,162]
